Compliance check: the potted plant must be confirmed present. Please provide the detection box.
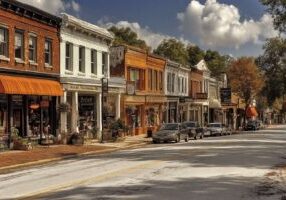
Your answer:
[110,119,128,140]
[58,102,71,113]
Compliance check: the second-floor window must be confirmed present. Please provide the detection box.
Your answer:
[15,30,24,60]
[0,27,9,58]
[79,46,85,73]
[172,74,175,93]
[29,35,37,62]
[44,39,52,66]
[159,71,163,91]
[102,52,107,76]
[148,69,152,90]
[65,43,73,71]
[91,49,97,74]
[154,70,158,91]
[129,68,144,90]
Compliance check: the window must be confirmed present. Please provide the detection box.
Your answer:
[167,73,171,92]
[154,70,158,91]
[148,69,152,90]
[0,27,9,57]
[79,46,85,73]
[159,71,163,91]
[45,39,52,65]
[15,30,24,60]
[65,43,73,71]
[172,74,175,93]
[102,52,107,76]
[129,68,144,90]
[29,35,37,62]
[91,49,97,74]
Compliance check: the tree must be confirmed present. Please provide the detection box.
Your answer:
[153,39,189,65]
[204,50,228,79]
[108,26,149,50]
[186,45,205,66]
[256,37,286,105]
[261,0,286,33]
[227,57,264,122]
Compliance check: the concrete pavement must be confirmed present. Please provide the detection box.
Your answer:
[0,125,285,199]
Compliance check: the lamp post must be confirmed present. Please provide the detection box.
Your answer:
[101,77,108,143]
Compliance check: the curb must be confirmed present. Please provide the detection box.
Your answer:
[0,142,149,174]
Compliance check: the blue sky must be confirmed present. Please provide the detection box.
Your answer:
[21,0,277,57]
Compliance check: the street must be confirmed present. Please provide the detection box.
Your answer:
[1,126,286,200]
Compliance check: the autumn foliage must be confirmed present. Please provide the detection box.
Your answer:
[227,57,264,106]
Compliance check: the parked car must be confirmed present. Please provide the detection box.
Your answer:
[180,121,204,140]
[245,120,259,131]
[152,123,189,143]
[205,123,226,136]
[256,120,265,130]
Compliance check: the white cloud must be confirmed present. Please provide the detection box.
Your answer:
[17,0,80,15]
[177,0,278,49]
[101,20,192,49]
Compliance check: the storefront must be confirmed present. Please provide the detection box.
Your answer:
[0,75,62,147]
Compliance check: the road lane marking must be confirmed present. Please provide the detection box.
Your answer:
[16,160,162,200]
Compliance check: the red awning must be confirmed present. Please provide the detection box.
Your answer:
[246,106,258,118]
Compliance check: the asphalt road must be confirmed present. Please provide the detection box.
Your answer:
[0,126,286,200]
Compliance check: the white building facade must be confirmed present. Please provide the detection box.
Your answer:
[59,14,124,139]
[164,60,190,123]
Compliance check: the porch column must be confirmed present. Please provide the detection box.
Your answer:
[96,93,102,134]
[71,91,78,133]
[115,93,121,120]
[60,91,67,133]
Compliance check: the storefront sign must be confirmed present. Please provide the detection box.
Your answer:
[220,88,231,104]
[66,84,100,92]
[79,96,94,106]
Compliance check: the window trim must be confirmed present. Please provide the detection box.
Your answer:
[79,46,85,73]
[91,49,97,75]
[44,38,52,66]
[0,26,9,59]
[28,34,37,63]
[14,29,24,61]
[65,42,73,71]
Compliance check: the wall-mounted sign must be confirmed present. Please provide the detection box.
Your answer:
[220,88,231,104]
[126,81,135,95]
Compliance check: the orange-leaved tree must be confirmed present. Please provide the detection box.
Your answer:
[227,57,264,123]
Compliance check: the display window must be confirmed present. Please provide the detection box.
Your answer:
[78,96,96,133]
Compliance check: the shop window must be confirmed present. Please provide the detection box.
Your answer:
[65,43,73,71]
[45,39,52,66]
[79,96,96,134]
[0,27,9,58]
[91,49,97,74]
[15,30,24,60]
[79,46,85,73]
[29,35,37,62]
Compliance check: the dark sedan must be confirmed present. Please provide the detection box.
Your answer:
[180,121,204,140]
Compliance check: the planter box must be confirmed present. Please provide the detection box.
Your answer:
[13,140,32,151]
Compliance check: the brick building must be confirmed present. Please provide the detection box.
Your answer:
[0,0,62,148]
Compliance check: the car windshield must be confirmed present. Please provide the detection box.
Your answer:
[207,123,221,128]
[183,122,196,127]
[160,124,179,130]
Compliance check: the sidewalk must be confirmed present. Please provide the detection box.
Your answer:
[0,134,151,174]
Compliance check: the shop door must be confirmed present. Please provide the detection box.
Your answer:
[13,108,23,137]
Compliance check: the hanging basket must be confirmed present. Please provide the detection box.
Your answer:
[58,102,71,113]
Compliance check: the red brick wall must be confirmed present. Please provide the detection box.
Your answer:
[0,8,60,75]
[189,69,203,98]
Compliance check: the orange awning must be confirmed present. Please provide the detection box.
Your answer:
[0,75,63,96]
[246,106,258,118]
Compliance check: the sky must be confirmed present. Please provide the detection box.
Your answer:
[17,0,278,57]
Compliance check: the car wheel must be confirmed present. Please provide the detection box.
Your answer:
[185,135,189,142]
[200,133,204,139]
[175,135,180,143]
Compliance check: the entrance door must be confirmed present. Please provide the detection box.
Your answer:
[13,108,23,137]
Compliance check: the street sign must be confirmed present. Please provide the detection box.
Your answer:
[220,88,231,104]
